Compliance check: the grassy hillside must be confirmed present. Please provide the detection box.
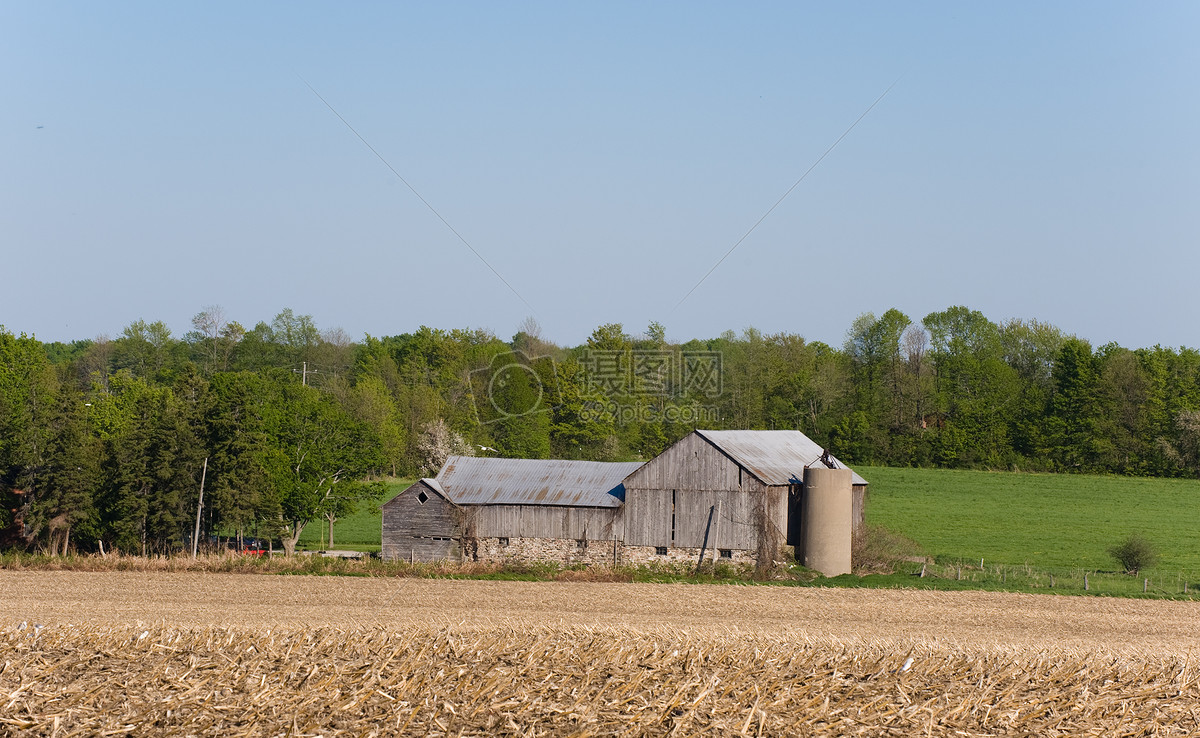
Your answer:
[296,479,413,552]
[862,466,1200,571]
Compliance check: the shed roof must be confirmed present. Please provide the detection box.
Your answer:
[695,430,868,486]
[435,456,643,508]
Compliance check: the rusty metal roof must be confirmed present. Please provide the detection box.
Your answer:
[435,456,644,508]
[417,478,449,499]
[695,430,868,486]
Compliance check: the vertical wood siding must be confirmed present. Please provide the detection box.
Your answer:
[381,481,462,562]
[624,433,746,548]
[625,485,787,550]
[622,432,745,491]
[852,485,867,532]
[473,505,621,540]
[623,434,790,551]
[623,488,673,547]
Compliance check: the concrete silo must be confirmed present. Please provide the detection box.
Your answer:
[800,466,853,577]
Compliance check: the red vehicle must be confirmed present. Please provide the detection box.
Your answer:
[236,538,268,556]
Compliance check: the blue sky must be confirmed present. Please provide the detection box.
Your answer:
[3,2,1197,349]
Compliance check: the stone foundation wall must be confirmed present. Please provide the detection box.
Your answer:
[473,536,623,566]
[471,536,766,568]
[621,545,758,567]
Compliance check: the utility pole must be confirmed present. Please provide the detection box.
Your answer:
[192,457,208,559]
[293,362,315,386]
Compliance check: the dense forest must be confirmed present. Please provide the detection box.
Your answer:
[3,305,1199,555]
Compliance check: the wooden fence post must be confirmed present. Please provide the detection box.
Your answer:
[711,500,722,570]
[695,505,715,576]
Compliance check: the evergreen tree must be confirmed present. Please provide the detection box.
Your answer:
[28,388,101,554]
[1045,338,1102,470]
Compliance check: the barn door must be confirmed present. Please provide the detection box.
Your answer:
[786,484,803,546]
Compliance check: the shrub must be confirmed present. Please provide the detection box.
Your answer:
[852,524,923,574]
[1108,534,1158,575]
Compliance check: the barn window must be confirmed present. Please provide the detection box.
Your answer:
[655,546,668,556]
[417,490,429,504]
[719,549,732,559]
[498,537,509,547]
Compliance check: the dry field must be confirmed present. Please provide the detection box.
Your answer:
[3,573,1200,736]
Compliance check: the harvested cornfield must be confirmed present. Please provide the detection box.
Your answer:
[4,623,1200,736]
[4,573,1200,735]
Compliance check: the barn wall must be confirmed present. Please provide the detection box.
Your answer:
[852,485,867,533]
[623,488,672,547]
[470,538,761,567]
[471,505,622,541]
[381,480,462,562]
[622,432,746,491]
[473,536,623,566]
[672,488,756,550]
[622,545,757,566]
[622,432,786,553]
[625,432,757,549]
[624,481,787,552]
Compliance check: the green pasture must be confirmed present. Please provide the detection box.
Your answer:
[296,479,412,553]
[862,466,1200,571]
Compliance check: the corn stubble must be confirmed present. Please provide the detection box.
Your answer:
[4,622,1199,737]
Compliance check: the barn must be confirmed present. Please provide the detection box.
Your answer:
[381,456,643,565]
[620,430,867,568]
[382,429,867,572]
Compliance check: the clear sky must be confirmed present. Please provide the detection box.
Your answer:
[3,2,1197,349]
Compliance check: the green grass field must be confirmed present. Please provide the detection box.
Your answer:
[296,479,412,552]
[862,466,1200,571]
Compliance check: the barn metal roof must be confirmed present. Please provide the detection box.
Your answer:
[416,478,449,498]
[435,456,644,508]
[695,430,868,486]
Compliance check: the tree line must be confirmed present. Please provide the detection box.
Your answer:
[2,305,1199,555]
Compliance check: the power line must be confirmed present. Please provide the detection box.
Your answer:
[297,74,537,316]
[672,77,902,312]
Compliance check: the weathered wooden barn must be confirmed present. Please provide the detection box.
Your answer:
[381,456,643,564]
[621,430,867,566]
[382,429,867,568]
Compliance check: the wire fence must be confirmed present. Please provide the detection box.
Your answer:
[907,558,1200,598]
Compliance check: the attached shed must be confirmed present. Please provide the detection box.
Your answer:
[381,478,461,562]
[621,430,867,566]
[381,456,643,564]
